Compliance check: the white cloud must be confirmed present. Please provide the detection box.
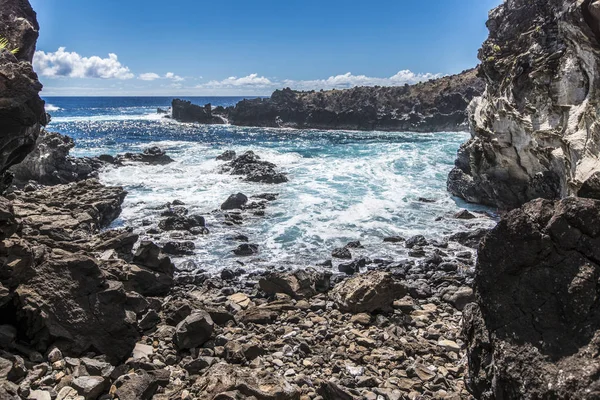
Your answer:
[139,72,161,81]
[33,47,134,79]
[196,70,441,92]
[198,73,273,89]
[165,72,184,82]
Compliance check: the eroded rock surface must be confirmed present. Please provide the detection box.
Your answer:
[464,197,600,399]
[0,0,47,193]
[448,0,600,209]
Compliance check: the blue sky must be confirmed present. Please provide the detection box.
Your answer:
[30,0,502,96]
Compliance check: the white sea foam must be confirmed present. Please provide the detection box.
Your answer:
[45,103,62,112]
[51,112,167,123]
[94,135,497,273]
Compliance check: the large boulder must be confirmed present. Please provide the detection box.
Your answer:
[12,250,139,363]
[464,198,600,399]
[0,0,48,193]
[259,269,331,299]
[221,151,288,184]
[329,271,407,313]
[448,0,600,209]
[173,310,214,350]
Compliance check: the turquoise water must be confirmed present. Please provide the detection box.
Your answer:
[44,97,494,271]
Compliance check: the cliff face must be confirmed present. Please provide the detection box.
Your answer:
[448,0,600,209]
[227,69,484,132]
[0,0,47,193]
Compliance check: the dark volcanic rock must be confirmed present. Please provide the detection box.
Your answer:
[216,150,236,161]
[0,0,48,193]
[447,0,600,209]
[171,99,225,124]
[232,243,258,256]
[331,247,352,260]
[330,271,407,313]
[115,146,174,165]
[162,241,195,256]
[464,198,600,399]
[173,310,214,350]
[221,151,288,184]
[259,269,331,299]
[227,69,483,132]
[10,131,105,186]
[221,193,248,210]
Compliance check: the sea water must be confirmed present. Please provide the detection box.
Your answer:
[44,97,495,272]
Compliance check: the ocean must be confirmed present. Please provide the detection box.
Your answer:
[43,96,495,273]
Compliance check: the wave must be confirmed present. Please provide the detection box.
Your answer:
[45,104,62,112]
[51,112,167,123]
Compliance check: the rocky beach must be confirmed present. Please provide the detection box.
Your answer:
[1,0,600,399]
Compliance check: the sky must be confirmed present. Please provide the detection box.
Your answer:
[29,0,503,96]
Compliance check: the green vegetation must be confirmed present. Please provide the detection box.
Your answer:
[492,44,501,53]
[0,37,19,54]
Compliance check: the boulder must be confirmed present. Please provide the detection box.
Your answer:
[115,146,174,165]
[221,193,248,210]
[259,269,331,299]
[232,243,258,256]
[331,247,352,260]
[221,151,288,184]
[71,376,108,400]
[216,150,236,161]
[330,271,407,313]
[112,370,159,400]
[464,198,600,399]
[173,310,214,350]
[162,241,195,255]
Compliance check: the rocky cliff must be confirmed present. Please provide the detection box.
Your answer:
[448,0,600,209]
[226,69,483,132]
[0,0,47,193]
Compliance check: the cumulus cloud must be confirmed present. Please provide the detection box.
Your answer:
[33,47,134,79]
[198,73,273,89]
[197,70,441,92]
[165,72,184,82]
[139,72,161,81]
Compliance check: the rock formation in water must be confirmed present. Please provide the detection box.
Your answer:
[464,197,600,399]
[171,99,226,124]
[448,0,600,209]
[227,69,483,132]
[0,0,47,193]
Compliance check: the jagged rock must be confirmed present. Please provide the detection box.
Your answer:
[338,258,367,275]
[112,370,159,400]
[464,198,600,399]
[227,69,483,132]
[331,247,352,259]
[194,362,300,399]
[221,193,248,210]
[216,150,236,161]
[0,0,47,193]
[158,214,206,232]
[173,310,214,350]
[9,131,105,186]
[405,235,428,248]
[12,251,139,362]
[232,243,258,256]
[0,198,18,239]
[115,146,174,165]
[330,271,407,313]
[259,269,331,299]
[221,151,288,184]
[71,376,108,400]
[448,228,489,249]
[171,99,224,124]
[448,0,600,209]
[162,241,195,255]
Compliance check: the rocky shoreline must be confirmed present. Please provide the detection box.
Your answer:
[168,69,484,133]
[3,0,600,399]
